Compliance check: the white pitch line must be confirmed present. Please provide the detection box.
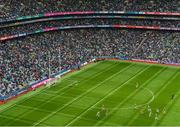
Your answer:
[27,63,119,118]
[0,76,76,113]
[105,87,155,110]
[1,62,115,120]
[0,114,31,125]
[95,66,165,126]
[0,61,107,113]
[127,70,179,125]
[58,87,154,111]
[18,104,91,122]
[152,72,180,126]
[43,81,77,94]
[65,65,151,126]
[0,62,115,125]
[46,78,80,95]
[34,63,119,104]
[0,82,69,114]
[0,87,47,113]
[10,63,118,124]
[152,97,176,126]
[33,63,134,126]
[17,104,52,113]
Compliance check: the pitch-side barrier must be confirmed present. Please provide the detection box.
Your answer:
[0,59,96,104]
[0,57,179,105]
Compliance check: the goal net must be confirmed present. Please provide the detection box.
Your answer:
[45,78,59,88]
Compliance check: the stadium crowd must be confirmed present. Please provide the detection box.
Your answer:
[1,0,179,21]
[0,29,179,97]
[0,0,179,100]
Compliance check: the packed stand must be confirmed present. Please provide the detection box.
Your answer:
[0,29,179,97]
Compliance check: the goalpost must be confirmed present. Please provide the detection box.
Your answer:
[45,77,61,88]
[45,47,79,88]
[45,47,62,88]
[45,78,58,88]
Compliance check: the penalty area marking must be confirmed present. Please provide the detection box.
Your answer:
[103,87,155,110]
[120,87,155,110]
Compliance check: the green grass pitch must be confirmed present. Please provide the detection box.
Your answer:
[0,60,180,126]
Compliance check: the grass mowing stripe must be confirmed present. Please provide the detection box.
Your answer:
[3,62,117,125]
[94,66,165,126]
[131,70,179,126]
[150,71,180,125]
[35,61,116,97]
[96,68,165,125]
[65,65,151,126]
[0,61,107,113]
[16,62,117,107]
[154,94,180,126]
[127,69,180,126]
[6,62,121,125]
[17,105,52,113]
[43,61,112,93]
[18,98,110,117]
[43,80,78,94]
[123,67,178,126]
[28,92,102,103]
[56,64,146,125]
[33,63,134,126]
[159,93,180,126]
[1,61,179,126]
[0,114,32,125]
[45,62,119,96]
[65,63,147,125]
[46,64,156,125]
[153,72,180,126]
[29,62,116,100]
[63,61,106,79]
[17,104,101,124]
[26,62,119,107]
[33,62,133,125]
